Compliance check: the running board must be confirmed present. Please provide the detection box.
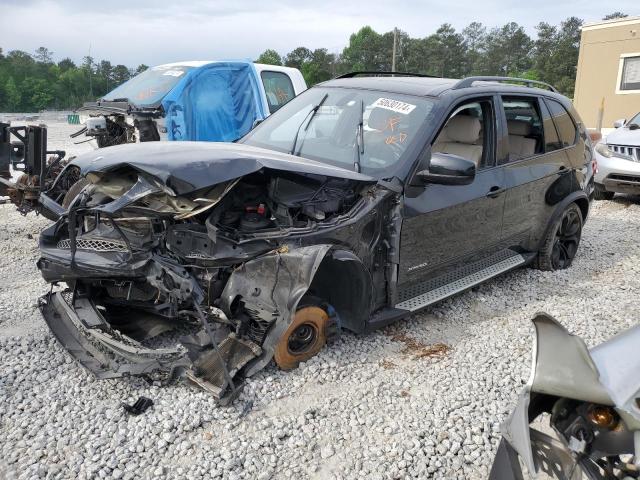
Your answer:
[395,250,528,312]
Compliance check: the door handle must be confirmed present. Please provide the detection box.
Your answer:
[558,166,570,175]
[486,186,506,198]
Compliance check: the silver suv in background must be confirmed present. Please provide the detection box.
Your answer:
[593,111,640,200]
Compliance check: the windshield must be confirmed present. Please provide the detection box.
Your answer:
[241,87,435,177]
[629,112,640,126]
[102,64,195,106]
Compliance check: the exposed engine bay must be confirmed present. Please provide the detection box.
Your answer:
[37,142,390,403]
[71,114,160,148]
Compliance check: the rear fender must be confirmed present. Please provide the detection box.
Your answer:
[544,190,590,235]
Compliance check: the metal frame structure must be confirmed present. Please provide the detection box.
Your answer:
[451,76,559,92]
[335,72,559,93]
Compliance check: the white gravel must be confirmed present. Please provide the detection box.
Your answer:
[1,122,639,480]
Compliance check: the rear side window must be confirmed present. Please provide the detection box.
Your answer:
[501,97,544,162]
[545,99,577,148]
[261,71,295,113]
[539,100,562,152]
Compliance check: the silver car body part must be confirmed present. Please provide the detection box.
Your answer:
[496,312,640,479]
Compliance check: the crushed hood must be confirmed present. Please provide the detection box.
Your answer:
[605,126,640,146]
[69,142,374,195]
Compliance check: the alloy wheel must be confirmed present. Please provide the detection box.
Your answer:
[551,209,582,269]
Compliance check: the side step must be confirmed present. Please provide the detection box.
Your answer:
[395,249,528,312]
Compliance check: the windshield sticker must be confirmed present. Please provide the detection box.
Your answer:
[162,70,185,77]
[372,98,416,115]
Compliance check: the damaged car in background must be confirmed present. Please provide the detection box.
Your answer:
[490,313,640,480]
[75,61,306,147]
[0,62,305,218]
[37,74,595,402]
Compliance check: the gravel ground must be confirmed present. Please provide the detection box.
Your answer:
[1,123,639,480]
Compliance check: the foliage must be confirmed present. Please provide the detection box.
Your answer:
[0,17,597,111]
[256,17,588,97]
[532,17,583,97]
[0,46,147,112]
[603,12,628,20]
[255,49,283,66]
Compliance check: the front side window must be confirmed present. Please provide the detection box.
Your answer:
[628,111,640,126]
[432,99,494,168]
[242,87,436,177]
[546,99,577,148]
[261,71,295,113]
[501,97,544,162]
[618,55,640,92]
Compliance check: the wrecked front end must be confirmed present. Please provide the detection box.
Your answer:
[490,313,640,480]
[37,144,388,402]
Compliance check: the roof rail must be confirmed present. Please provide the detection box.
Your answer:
[452,76,559,93]
[336,71,436,79]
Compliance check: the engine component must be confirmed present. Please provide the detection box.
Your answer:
[239,211,272,231]
[134,119,160,142]
[85,117,107,136]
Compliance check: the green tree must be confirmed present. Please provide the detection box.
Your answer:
[5,77,21,111]
[482,22,533,76]
[427,24,466,78]
[57,58,76,72]
[284,47,312,70]
[401,36,431,74]
[532,17,582,96]
[34,47,54,64]
[603,12,628,20]
[111,65,131,86]
[461,22,487,75]
[256,49,282,66]
[21,77,53,110]
[135,64,149,75]
[341,26,387,71]
[302,48,337,85]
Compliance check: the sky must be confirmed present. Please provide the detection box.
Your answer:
[1,0,638,67]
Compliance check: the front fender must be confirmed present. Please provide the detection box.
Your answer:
[219,244,333,377]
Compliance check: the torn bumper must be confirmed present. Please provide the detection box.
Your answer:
[40,291,191,379]
[38,243,335,401]
[39,290,260,402]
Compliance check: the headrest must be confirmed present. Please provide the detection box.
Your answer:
[507,120,532,136]
[446,115,481,144]
[368,108,398,131]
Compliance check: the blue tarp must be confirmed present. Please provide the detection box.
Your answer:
[162,61,267,143]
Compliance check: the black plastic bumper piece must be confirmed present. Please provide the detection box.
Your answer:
[39,292,189,379]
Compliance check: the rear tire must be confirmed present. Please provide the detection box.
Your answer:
[61,178,89,209]
[594,183,614,201]
[535,203,583,271]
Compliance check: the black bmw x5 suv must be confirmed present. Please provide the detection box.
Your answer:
[38,73,594,402]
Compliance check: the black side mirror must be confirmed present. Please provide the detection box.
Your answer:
[417,152,476,186]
